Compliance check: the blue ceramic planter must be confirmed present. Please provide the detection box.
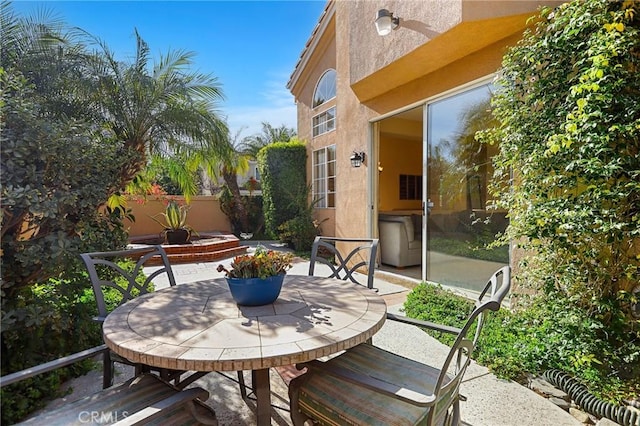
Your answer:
[226,274,285,306]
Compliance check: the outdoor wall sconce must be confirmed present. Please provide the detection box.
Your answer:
[350,151,365,168]
[375,9,400,36]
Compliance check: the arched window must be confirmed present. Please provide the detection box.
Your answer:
[313,69,336,108]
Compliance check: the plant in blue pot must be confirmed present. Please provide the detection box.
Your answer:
[217,246,294,306]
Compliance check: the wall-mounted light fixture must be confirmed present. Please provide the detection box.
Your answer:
[350,151,365,168]
[375,9,400,36]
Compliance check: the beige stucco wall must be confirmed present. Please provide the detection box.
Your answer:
[290,0,562,241]
[348,0,463,85]
[333,0,376,238]
[125,196,231,237]
[295,13,338,236]
[348,1,563,102]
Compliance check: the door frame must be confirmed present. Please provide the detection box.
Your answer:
[368,75,495,281]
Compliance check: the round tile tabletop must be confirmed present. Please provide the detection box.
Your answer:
[103,275,387,373]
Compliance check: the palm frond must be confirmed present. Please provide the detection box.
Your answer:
[154,49,194,79]
[133,28,150,75]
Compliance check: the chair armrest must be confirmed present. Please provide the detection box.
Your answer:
[113,387,212,425]
[386,313,462,335]
[0,344,108,388]
[302,360,436,407]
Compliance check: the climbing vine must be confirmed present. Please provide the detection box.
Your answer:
[479,0,640,309]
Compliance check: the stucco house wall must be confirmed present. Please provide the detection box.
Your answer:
[295,12,338,235]
[289,0,562,244]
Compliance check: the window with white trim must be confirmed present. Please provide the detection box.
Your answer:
[313,69,336,108]
[312,70,337,138]
[312,106,336,137]
[312,145,336,208]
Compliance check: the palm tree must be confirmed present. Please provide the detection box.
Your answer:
[218,122,295,234]
[79,29,231,200]
[1,2,91,119]
[219,128,252,233]
[239,122,296,158]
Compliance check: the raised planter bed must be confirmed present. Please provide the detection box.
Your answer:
[129,232,249,265]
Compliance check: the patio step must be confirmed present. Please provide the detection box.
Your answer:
[164,245,249,264]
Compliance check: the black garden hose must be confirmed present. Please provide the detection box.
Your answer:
[543,369,639,426]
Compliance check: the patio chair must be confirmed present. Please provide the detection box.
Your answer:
[81,246,178,389]
[308,236,379,290]
[288,266,511,426]
[275,237,380,385]
[81,245,248,394]
[0,345,218,425]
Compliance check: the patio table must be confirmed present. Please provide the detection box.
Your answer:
[102,275,387,425]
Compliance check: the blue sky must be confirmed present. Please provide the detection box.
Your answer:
[12,1,327,140]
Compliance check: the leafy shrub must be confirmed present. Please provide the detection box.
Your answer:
[278,215,319,252]
[0,260,149,424]
[277,182,327,252]
[219,187,265,237]
[1,275,100,423]
[258,140,307,238]
[1,68,132,296]
[403,283,640,403]
[403,283,474,346]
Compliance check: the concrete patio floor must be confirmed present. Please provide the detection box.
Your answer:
[39,245,581,425]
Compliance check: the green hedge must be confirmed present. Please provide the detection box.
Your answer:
[258,141,307,238]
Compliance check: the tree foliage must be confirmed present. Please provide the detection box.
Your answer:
[239,122,296,159]
[0,5,236,416]
[258,140,307,238]
[480,0,640,309]
[1,67,130,294]
[77,29,231,201]
[218,128,252,233]
[0,67,130,423]
[1,2,232,291]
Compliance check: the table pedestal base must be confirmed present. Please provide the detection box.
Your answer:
[252,369,271,426]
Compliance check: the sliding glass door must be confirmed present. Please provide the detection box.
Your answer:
[425,84,508,292]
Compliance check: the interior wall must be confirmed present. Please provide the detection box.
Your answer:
[378,136,422,211]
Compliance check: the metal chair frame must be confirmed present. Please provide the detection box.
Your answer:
[81,245,249,395]
[0,346,217,425]
[81,246,178,388]
[289,266,511,426]
[308,236,379,290]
